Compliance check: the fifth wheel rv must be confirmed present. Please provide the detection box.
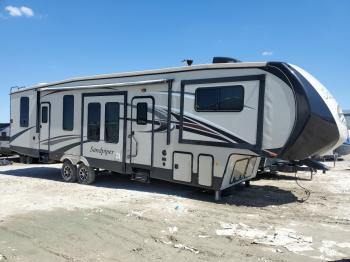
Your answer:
[9,58,347,199]
[0,123,11,156]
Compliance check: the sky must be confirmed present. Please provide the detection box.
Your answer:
[0,0,349,122]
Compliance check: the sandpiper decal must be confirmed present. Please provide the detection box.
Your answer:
[90,146,115,156]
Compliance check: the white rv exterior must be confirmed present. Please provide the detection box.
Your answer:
[9,61,347,197]
[0,124,10,155]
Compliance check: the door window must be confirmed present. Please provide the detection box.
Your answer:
[136,102,148,125]
[87,103,101,141]
[105,102,120,143]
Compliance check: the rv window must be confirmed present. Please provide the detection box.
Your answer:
[87,103,101,141]
[63,95,74,131]
[195,85,244,112]
[41,107,48,123]
[105,102,120,143]
[136,102,148,125]
[195,88,218,111]
[20,97,29,127]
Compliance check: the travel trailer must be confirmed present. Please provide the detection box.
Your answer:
[315,109,350,160]
[335,110,350,156]
[0,123,10,155]
[9,58,347,199]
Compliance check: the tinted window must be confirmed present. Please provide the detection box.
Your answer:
[136,102,148,125]
[195,88,218,111]
[41,106,48,123]
[219,86,244,111]
[20,97,29,127]
[87,103,101,141]
[195,85,244,112]
[63,95,74,131]
[105,102,120,143]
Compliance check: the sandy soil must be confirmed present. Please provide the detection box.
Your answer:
[0,158,350,261]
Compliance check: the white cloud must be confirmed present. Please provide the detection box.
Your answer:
[20,6,34,17]
[262,51,273,56]
[5,6,22,16]
[5,6,34,17]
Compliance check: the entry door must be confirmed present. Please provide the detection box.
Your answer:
[130,97,154,167]
[39,103,50,151]
[82,93,126,169]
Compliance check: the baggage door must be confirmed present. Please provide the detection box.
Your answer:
[39,103,50,152]
[129,97,154,167]
[173,152,193,182]
[82,92,127,172]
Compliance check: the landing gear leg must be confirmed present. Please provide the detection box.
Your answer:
[214,190,221,201]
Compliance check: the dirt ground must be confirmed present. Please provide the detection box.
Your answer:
[0,157,350,262]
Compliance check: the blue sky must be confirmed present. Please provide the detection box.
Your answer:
[0,0,349,122]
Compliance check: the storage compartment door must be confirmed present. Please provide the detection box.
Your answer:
[198,155,213,187]
[173,152,192,183]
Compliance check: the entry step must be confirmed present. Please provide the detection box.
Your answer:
[131,170,150,183]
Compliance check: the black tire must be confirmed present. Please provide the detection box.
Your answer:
[61,161,77,182]
[19,155,26,164]
[77,163,95,185]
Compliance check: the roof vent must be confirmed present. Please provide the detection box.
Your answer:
[182,59,193,66]
[212,57,241,63]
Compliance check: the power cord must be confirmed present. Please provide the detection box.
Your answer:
[295,171,311,203]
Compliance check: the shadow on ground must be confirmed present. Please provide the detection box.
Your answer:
[0,165,298,207]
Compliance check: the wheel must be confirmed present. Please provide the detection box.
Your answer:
[61,160,77,182]
[77,163,95,184]
[26,156,33,164]
[19,155,26,163]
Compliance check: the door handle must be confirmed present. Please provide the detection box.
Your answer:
[128,132,138,158]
